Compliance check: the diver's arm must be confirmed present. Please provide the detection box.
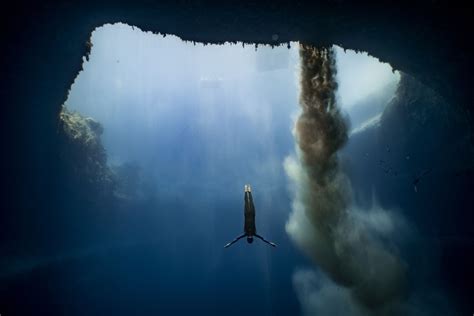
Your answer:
[224,233,246,248]
[255,234,277,247]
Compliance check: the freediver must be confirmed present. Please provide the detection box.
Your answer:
[224,184,277,248]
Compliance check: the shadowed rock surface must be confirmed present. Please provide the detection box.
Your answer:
[59,107,116,200]
[343,73,474,314]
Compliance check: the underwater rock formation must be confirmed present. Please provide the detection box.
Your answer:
[380,74,473,163]
[58,107,156,205]
[58,106,116,202]
[343,72,474,313]
[346,72,473,209]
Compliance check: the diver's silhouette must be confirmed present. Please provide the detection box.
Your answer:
[224,185,276,248]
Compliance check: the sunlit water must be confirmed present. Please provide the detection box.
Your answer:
[63,23,400,315]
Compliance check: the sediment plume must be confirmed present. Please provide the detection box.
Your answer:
[285,44,405,314]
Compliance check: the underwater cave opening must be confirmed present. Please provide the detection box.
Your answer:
[63,22,400,202]
[56,25,404,285]
[55,25,408,314]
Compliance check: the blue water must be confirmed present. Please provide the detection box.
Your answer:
[60,23,399,315]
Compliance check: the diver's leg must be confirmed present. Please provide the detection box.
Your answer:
[255,234,277,247]
[224,233,246,248]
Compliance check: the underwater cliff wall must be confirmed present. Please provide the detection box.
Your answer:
[344,73,474,312]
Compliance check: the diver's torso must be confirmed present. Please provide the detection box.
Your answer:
[244,191,256,235]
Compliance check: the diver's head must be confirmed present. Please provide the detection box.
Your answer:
[247,236,254,244]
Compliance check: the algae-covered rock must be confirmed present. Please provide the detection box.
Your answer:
[58,106,116,201]
[59,107,105,157]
